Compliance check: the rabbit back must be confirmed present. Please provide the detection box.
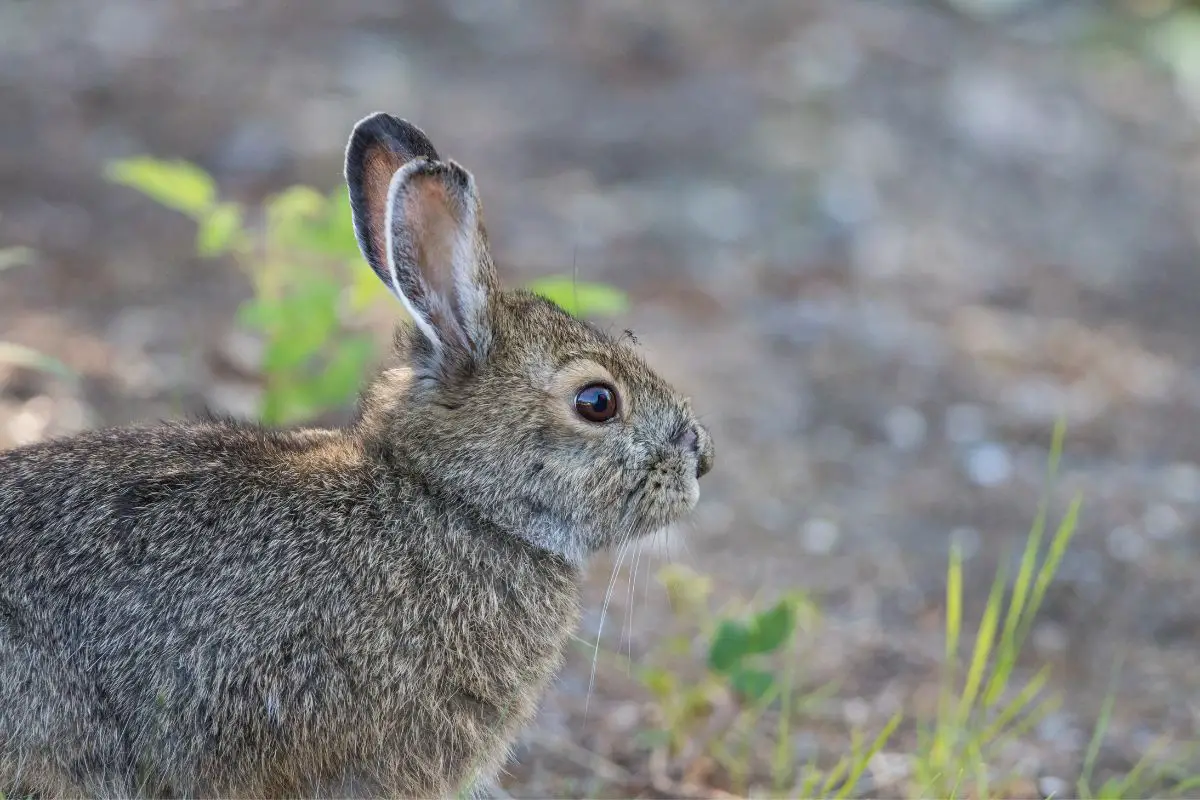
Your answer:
[0,420,581,797]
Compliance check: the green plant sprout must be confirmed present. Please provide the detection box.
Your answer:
[0,244,72,380]
[606,420,1198,798]
[104,156,629,426]
[913,417,1079,797]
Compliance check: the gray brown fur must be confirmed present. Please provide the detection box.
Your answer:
[0,113,713,799]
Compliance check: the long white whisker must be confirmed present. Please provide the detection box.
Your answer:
[624,542,644,670]
[676,521,699,567]
[585,538,630,717]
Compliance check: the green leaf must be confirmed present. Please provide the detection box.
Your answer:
[289,188,361,260]
[346,263,390,313]
[0,246,36,272]
[104,157,217,218]
[1149,9,1200,88]
[638,666,678,701]
[262,336,313,374]
[312,336,375,407]
[527,276,630,318]
[707,619,750,673]
[730,667,775,702]
[265,185,327,249]
[237,297,282,331]
[196,202,244,257]
[260,385,311,427]
[258,275,342,371]
[634,729,672,750]
[0,342,74,379]
[744,599,796,655]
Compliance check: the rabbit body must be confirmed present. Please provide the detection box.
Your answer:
[0,113,712,799]
[0,416,579,798]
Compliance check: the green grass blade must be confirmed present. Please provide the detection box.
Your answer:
[796,750,824,799]
[771,634,803,792]
[1046,416,1067,477]
[987,418,1067,708]
[985,538,1040,708]
[991,690,1060,747]
[1078,653,1124,799]
[1117,735,1174,798]
[977,664,1052,746]
[956,554,1008,728]
[833,713,902,800]
[1167,774,1200,797]
[970,738,989,800]
[0,246,35,271]
[1015,493,1082,653]
[818,737,855,798]
[0,342,74,380]
[935,542,964,766]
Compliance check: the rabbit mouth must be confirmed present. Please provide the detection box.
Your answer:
[624,459,700,537]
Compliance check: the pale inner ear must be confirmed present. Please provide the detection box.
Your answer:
[408,181,460,300]
[387,165,493,358]
[362,147,409,269]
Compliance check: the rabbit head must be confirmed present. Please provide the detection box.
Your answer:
[345,113,713,565]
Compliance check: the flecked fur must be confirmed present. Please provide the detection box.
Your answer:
[0,113,713,799]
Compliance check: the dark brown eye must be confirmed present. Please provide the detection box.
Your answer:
[575,383,619,423]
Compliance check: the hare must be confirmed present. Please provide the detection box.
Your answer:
[0,112,713,799]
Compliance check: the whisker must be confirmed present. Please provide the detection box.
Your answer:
[585,537,630,718]
[624,542,644,670]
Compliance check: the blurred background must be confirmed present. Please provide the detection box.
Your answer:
[5,0,1200,797]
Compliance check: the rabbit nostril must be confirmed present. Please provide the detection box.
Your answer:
[674,425,699,453]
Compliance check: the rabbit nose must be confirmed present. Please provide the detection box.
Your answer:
[674,423,713,479]
[674,425,698,453]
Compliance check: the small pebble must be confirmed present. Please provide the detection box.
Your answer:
[206,383,262,421]
[1107,525,1147,563]
[868,752,911,788]
[218,329,266,377]
[966,442,1013,487]
[949,526,982,560]
[818,171,878,228]
[6,404,48,446]
[801,517,841,555]
[944,402,987,444]
[1036,712,1083,751]
[1032,622,1068,656]
[1038,775,1070,799]
[683,183,752,244]
[792,731,820,762]
[607,702,641,733]
[1143,503,1183,541]
[787,22,862,92]
[884,405,927,452]
[812,424,856,463]
[1164,462,1200,504]
[842,697,870,727]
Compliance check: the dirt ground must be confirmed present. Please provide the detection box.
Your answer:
[4,0,1200,796]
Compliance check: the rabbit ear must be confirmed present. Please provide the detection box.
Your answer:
[345,112,441,295]
[384,158,498,368]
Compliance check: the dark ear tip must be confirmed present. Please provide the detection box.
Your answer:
[346,112,440,168]
[402,159,473,189]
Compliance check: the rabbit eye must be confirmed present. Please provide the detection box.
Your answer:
[575,383,619,423]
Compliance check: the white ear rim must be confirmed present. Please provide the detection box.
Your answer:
[383,159,445,355]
